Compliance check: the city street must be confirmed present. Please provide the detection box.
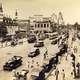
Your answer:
[46,29,80,80]
[0,29,80,80]
[0,38,59,80]
[0,0,80,80]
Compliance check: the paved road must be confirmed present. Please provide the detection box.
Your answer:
[0,39,59,80]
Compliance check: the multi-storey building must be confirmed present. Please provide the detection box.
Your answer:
[29,15,53,34]
[0,2,3,22]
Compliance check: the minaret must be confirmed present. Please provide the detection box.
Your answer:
[0,2,3,22]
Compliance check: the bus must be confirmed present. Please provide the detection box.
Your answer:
[49,32,58,40]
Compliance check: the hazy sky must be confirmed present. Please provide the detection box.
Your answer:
[1,0,80,24]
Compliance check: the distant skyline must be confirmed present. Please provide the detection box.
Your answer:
[2,0,80,24]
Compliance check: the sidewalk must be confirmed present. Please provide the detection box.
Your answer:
[47,54,74,80]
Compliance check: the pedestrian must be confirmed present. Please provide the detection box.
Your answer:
[31,64,34,68]
[32,60,34,64]
[27,61,30,68]
[65,53,68,60]
[12,70,17,80]
[55,68,59,80]
[62,69,65,80]
[5,41,7,47]
[71,72,74,79]
[1,42,3,47]
[12,70,16,77]
[36,62,39,67]
[73,46,77,53]
[44,53,46,59]
[16,72,20,80]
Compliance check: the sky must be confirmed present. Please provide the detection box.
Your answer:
[1,0,80,24]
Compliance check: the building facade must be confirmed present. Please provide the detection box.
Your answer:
[0,3,3,22]
[29,16,53,36]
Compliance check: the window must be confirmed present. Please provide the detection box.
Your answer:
[35,24,36,28]
[47,24,49,27]
[44,24,46,28]
[41,24,43,28]
[38,24,39,28]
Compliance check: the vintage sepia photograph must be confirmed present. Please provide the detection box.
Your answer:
[0,0,80,80]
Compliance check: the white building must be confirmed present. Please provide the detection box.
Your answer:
[29,15,52,36]
[0,3,3,22]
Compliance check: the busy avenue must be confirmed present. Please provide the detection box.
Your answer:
[0,1,80,80]
[0,28,80,80]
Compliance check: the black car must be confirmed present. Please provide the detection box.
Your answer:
[49,36,57,40]
[28,48,40,58]
[49,55,58,65]
[58,44,68,56]
[42,55,58,73]
[42,64,53,73]
[38,37,45,41]
[27,35,36,43]
[34,41,44,47]
[3,56,22,71]
[51,39,57,45]
[11,41,17,46]
[30,68,45,80]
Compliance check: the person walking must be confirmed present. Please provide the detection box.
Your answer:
[44,53,46,59]
[55,68,59,80]
[62,69,65,80]
[27,61,30,68]
[36,62,39,67]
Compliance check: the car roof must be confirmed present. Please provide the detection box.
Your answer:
[31,68,43,76]
[30,48,39,51]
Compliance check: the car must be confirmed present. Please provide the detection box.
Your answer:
[42,64,53,73]
[3,56,22,71]
[27,35,36,43]
[30,68,45,80]
[58,44,68,56]
[28,48,40,58]
[49,36,57,40]
[42,55,58,73]
[34,41,44,47]
[13,69,29,80]
[49,55,58,65]
[51,39,57,45]
[38,37,45,41]
[11,41,17,46]
[0,37,12,42]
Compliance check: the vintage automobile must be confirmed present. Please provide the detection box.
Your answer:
[51,39,57,45]
[11,41,17,46]
[3,56,22,71]
[28,48,40,58]
[57,44,68,57]
[30,68,45,80]
[13,69,29,80]
[27,35,36,43]
[38,37,45,41]
[42,55,58,73]
[34,41,44,47]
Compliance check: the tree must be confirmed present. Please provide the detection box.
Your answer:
[0,22,8,37]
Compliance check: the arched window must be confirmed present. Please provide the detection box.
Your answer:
[38,24,39,28]
[41,24,43,28]
[44,24,46,28]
